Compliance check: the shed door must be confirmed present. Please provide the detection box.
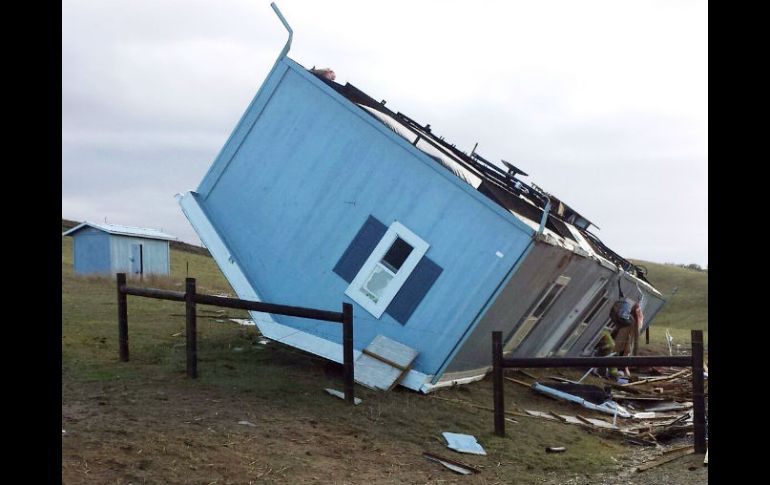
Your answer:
[130,243,143,274]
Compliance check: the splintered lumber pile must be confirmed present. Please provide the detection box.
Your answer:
[621,366,707,401]
[635,445,695,472]
[495,367,705,447]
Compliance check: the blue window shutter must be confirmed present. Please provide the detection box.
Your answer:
[333,215,387,283]
[386,257,443,325]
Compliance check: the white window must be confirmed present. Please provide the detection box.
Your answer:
[504,275,571,353]
[345,221,429,318]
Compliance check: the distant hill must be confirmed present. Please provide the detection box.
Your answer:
[631,259,708,331]
[61,218,211,257]
[61,219,705,331]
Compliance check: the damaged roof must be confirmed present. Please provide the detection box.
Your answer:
[310,72,654,287]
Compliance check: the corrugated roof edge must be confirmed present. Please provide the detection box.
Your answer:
[309,71,658,292]
[62,221,178,241]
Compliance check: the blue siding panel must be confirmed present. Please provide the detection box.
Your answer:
[385,257,443,325]
[194,59,535,376]
[110,236,170,275]
[72,227,111,274]
[332,215,387,283]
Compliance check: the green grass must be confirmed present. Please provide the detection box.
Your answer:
[632,259,707,331]
[62,223,634,483]
[630,259,708,353]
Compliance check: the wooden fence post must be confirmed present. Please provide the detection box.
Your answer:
[185,277,198,379]
[691,330,706,453]
[493,331,505,437]
[342,302,354,404]
[117,272,128,362]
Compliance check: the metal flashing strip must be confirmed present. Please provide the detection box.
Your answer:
[419,372,487,393]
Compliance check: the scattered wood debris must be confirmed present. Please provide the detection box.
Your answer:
[504,376,533,388]
[622,369,690,387]
[324,388,362,405]
[635,446,694,472]
[422,451,481,475]
[511,364,706,450]
[624,437,657,447]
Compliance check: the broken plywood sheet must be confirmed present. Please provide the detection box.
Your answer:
[354,335,418,391]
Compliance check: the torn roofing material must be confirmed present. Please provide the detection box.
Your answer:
[311,73,654,288]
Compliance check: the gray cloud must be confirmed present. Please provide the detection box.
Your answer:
[63,0,707,267]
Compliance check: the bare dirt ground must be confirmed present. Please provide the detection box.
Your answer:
[62,369,707,485]
[61,237,707,484]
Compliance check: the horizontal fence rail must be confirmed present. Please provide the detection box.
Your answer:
[116,273,355,404]
[501,355,693,369]
[492,329,706,454]
[118,285,346,322]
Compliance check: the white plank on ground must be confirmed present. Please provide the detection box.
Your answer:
[324,388,362,405]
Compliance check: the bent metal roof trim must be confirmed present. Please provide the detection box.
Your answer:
[310,71,656,290]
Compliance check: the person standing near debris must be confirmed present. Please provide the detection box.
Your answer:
[594,330,619,379]
[613,302,644,377]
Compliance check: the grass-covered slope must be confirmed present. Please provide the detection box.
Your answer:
[631,259,708,350]
[61,220,635,484]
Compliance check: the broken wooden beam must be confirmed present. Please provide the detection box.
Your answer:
[422,451,481,475]
[622,369,690,387]
[635,446,694,472]
[504,376,534,388]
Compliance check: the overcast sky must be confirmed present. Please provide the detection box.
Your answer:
[62,0,707,267]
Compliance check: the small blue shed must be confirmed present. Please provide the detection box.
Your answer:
[176,6,664,392]
[63,222,177,276]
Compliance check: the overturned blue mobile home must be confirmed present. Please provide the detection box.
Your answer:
[177,6,664,392]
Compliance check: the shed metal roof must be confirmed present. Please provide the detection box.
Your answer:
[62,221,177,241]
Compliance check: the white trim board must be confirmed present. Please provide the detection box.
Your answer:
[176,191,434,392]
[176,191,275,324]
[345,221,429,319]
[255,317,435,392]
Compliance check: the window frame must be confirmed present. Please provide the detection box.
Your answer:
[344,221,429,318]
[504,275,571,353]
[582,317,615,355]
[554,293,609,356]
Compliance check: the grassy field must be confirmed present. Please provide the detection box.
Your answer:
[631,259,708,353]
[62,222,707,484]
